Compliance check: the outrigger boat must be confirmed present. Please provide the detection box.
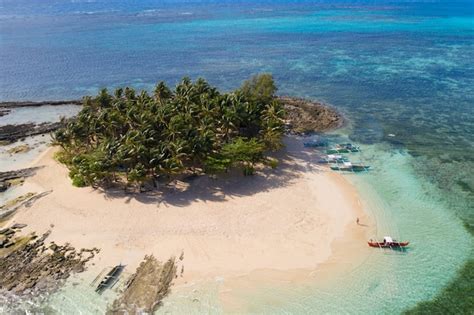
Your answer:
[326,148,350,154]
[318,154,349,164]
[368,236,409,248]
[330,162,370,172]
[339,143,360,152]
[326,143,360,154]
[95,264,125,294]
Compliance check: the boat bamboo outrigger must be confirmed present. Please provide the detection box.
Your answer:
[318,154,349,164]
[368,236,409,249]
[95,264,125,294]
[338,143,360,152]
[326,143,360,154]
[330,161,370,172]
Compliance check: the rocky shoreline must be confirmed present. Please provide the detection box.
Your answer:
[279,96,344,134]
[107,255,178,314]
[0,100,81,144]
[0,100,81,108]
[0,97,343,144]
[0,167,39,193]
[0,227,99,301]
[0,96,344,312]
[0,122,63,144]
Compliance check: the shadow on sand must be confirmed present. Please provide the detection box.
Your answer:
[98,137,325,208]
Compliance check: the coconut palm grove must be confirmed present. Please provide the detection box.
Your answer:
[53,74,285,189]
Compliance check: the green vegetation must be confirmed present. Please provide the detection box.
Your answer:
[53,74,285,189]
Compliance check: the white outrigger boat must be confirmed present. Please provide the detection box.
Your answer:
[318,154,349,164]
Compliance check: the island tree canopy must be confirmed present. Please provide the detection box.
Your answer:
[53,74,285,188]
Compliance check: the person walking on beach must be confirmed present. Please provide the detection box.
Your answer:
[356,217,360,225]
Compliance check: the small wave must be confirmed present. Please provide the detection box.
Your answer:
[71,10,117,16]
[135,9,164,17]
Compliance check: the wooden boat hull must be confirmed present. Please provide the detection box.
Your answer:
[368,241,409,248]
[351,165,370,172]
[96,264,125,294]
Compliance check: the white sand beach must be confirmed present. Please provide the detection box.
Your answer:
[7,136,374,304]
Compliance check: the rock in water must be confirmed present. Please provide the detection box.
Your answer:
[0,230,99,300]
[107,255,177,314]
[7,144,31,154]
[0,122,63,144]
[0,167,38,193]
[279,96,343,134]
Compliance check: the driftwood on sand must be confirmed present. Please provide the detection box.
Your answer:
[107,255,177,314]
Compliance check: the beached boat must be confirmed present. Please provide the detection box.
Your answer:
[330,162,370,172]
[95,264,125,294]
[368,236,409,248]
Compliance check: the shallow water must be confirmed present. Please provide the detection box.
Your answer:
[0,105,80,125]
[157,141,471,314]
[0,0,473,313]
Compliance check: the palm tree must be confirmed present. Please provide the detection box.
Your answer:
[54,74,285,189]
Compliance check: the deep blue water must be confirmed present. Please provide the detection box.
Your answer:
[1,1,473,154]
[1,0,473,313]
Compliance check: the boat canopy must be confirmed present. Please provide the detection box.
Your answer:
[383,236,393,243]
[343,162,352,167]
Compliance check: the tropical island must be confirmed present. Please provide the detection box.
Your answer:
[1,74,362,314]
[52,74,341,190]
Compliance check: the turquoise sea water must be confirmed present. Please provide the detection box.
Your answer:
[1,0,473,313]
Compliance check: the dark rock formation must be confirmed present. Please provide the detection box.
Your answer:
[280,96,344,134]
[0,108,10,117]
[0,100,81,108]
[0,191,52,221]
[0,167,39,192]
[0,229,99,299]
[0,122,62,144]
[107,255,177,314]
